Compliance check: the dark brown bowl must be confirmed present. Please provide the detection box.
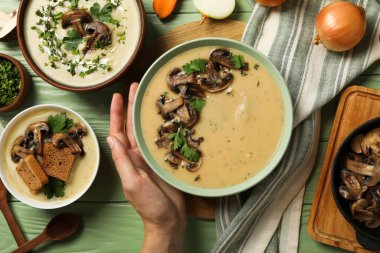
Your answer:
[17,0,146,92]
[331,117,380,251]
[0,53,31,113]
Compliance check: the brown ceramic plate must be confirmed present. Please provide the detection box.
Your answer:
[0,53,31,113]
[17,0,145,92]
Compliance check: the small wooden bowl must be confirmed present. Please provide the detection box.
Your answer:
[0,53,31,113]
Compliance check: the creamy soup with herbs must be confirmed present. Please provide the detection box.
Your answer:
[140,46,285,188]
[1,109,98,204]
[24,0,141,87]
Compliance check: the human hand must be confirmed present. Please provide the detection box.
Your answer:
[107,83,187,253]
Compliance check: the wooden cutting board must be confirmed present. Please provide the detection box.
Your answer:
[128,19,246,220]
[308,86,380,252]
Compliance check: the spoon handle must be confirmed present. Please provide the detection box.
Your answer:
[12,232,48,253]
[0,199,27,246]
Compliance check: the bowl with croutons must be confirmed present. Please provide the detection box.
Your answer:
[0,104,100,209]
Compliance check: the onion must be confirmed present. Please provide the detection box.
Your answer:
[256,0,287,7]
[193,0,235,22]
[314,1,366,52]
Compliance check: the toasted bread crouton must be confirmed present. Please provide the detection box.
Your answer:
[41,142,76,182]
[16,155,48,193]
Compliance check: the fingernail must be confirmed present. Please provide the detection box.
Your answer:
[107,136,114,149]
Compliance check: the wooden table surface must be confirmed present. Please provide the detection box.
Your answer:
[1,0,380,252]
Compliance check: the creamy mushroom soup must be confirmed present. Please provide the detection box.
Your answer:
[140,46,285,188]
[24,0,142,87]
[0,109,98,203]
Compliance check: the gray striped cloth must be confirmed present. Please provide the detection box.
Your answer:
[213,1,380,252]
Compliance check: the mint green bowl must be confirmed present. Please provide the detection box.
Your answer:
[133,38,293,197]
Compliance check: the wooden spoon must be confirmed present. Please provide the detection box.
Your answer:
[0,179,27,246]
[12,213,81,253]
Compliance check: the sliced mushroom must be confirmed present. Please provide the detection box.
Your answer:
[155,134,172,149]
[361,128,380,157]
[340,169,367,200]
[165,152,182,168]
[351,134,364,154]
[25,121,50,155]
[351,198,374,221]
[157,97,184,120]
[344,158,375,176]
[10,136,34,163]
[83,21,112,54]
[366,185,380,214]
[185,129,204,148]
[158,120,181,137]
[177,83,206,99]
[171,150,202,172]
[68,123,87,156]
[175,104,199,128]
[167,68,197,93]
[362,155,380,186]
[209,49,235,69]
[199,61,233,93]
[52,133,82,155]
[62,9,93,36]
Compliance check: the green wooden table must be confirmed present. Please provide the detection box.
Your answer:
[1,1,380,252]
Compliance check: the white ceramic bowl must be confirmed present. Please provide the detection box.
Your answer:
[0,104,100,209]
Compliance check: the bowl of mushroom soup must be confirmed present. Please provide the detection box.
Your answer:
[17,0,145,91]
[331,117,380,250]
[0,104,100,209]
[133,38,293,197]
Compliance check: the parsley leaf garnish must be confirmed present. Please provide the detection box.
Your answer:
[62,29,83,52]
[231,55,246,69]
[168,127,200,162]
[182,58,207,75]
[189,98,206,113]
[43,177,66,199]
[71,0,78,8]
[48,113,74,134]
[91,3,120,26]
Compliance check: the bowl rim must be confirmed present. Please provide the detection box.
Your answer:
[17,0,146,92]
[0,104,100,209]
[331,117,380,242]
[133,37,293,197]
[0,53,31,112]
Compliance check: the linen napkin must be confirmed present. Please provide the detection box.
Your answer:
[213,1,380,252]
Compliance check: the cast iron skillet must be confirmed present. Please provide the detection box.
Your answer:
[331,117,380,251]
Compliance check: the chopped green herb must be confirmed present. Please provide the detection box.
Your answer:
[181,143,200,162]
[194,175,201,181]
[117,31,126,43]
[62,29,83,52]
[91,2,120,26]
[254,64,260,70]
[70,0,78,8]
[43,177,66,199]
[189,98,206,113]
[53,12,64,23]
[182,58,207,74]
[232,55,246,69]
[48,113,74,134]
[168,127,200,162]
[0,59,21,108]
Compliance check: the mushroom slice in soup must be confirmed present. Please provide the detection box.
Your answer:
[25,121,50,155]
[11,136,35,163]
[83,21,112,54]
[199,61,233,93]
[62,9,93,36]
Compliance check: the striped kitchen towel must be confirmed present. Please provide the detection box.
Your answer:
[213,0,380,252]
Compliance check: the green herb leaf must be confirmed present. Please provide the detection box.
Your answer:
[194,175,200,181]
[43,177,66,199]
[62,29,83,52]
[71,0,78,8]
[231,55,246,69]
[181,143,200,162]
[189,98,206,113]
[182,58,207,74]
[0,59,21,108]
[48,113,74,134]
[91,2,120,25]
[169,127,186,151]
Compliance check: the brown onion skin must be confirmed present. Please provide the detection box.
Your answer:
[315,1,366,52]
[256,0,287,7]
